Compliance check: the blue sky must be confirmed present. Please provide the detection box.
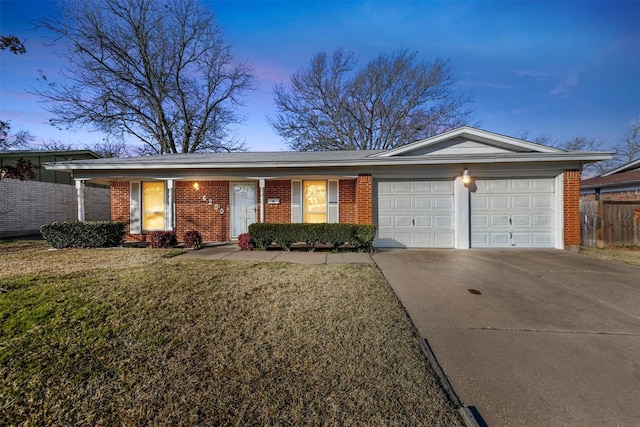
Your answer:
[1,0,638,152]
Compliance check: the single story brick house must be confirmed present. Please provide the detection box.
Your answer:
[580,158,640,202]
[46,127,611,250]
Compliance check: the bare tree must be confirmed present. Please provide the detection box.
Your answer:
[0,35,26,54]
[0,120,34,150]
[270,49,476,151]
[91,135,131,158]
[615,117,640,163]
[38,139,75,151]
[34,0,255,154]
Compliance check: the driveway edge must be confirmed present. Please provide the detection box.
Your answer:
[419,338,486,427]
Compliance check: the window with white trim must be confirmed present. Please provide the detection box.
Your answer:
[291,180,338,223]
[130,181,169,233]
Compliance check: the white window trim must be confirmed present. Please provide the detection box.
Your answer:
[291,179,339,224]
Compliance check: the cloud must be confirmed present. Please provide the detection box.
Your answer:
[549,72,579,97]
[515,69,579,97]
[514,69,554,80]
[459,80,514,90]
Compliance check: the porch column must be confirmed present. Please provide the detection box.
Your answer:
[167,179,174,230]
[259,179,265,223]
[75,180,86,221]
[454,176,470,249]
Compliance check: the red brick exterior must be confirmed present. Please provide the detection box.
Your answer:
[110,181,137,240]
[339,179,357,223]
[581,190,640,202]
[175,181,230,242]
[264,180,291,223]
[563,170,581,249]
[112,172,578,247]
[355,174,373,224]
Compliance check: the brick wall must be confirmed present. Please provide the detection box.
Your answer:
[355,174,373,224]
[176,181,229,242]
[581,190,640,202]
[563,170,581,249]
[339,179,357,223]
[0,178,110,238]
[110,181,136,240]
[264,180,291,223]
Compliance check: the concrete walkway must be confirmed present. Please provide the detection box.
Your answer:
[371,249,640,427]
[177,244,375,265]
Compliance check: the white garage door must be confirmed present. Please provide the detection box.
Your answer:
[375,180,454,248]
[471,178,556,248]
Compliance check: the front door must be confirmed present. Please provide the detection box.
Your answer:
[231,182,256,238]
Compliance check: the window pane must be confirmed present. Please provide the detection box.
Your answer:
[303,181,326,223]
[142,182,165,230]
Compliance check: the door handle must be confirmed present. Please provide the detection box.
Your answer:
[509,232,512,239]
[412,218,415,226]
[509,217,512,225]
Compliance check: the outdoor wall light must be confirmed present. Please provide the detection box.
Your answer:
[462,168,471,185]
[193,182,200,190]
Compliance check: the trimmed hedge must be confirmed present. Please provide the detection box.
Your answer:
[40,221,125,249]
[248,223,376,251]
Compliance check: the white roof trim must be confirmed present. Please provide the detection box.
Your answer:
[45,151,612,172]
[602,158,640,176]
[370,126,562,157]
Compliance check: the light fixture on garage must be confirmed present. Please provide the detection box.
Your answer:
[462,168,471,185]
[193,182,200,191]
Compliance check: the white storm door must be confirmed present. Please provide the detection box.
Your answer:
[471,178,556,248]
[231,182,256,238]
[375,180,455,248]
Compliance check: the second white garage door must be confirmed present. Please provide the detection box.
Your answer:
[375,180,454,248]
[471,178,556,248]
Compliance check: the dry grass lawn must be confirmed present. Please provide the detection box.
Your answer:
[0,239,462,426]
[580,246,640,266]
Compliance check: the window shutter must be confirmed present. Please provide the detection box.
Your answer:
[291,180,302,223]
[130,182,141,234]
[328,180,339,223]
[164,180,173,231]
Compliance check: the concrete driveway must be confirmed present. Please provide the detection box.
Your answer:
[371,249,640,427]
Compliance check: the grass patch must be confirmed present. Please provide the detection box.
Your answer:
[580,246,640,267]
[0,241,462,425]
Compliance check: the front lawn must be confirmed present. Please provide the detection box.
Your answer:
[0,240,462,426]
[580,246,640,267]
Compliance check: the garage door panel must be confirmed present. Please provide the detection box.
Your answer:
[435,215,452,228]
[394,216,412,227]
[434,197,453,210]
[394,181,411,192]
[415,197,432,210]
[376,179,454,248]
[534,195,553,208]
[491,196,509,209]
[472,178,556,248]
[435,233,454,246]
[512,215,530,227]
[491,215,509,227]
[414,216,432,227]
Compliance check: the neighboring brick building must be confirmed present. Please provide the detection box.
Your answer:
[0,150,110,238]
[580,158,640,202]
[46,127,611,251]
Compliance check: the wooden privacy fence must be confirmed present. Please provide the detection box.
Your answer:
[580,200,640,247]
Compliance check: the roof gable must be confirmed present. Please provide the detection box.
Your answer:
[372,126,561,158]
[602,158,640,176]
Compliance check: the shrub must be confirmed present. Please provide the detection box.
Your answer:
[248,223,376,251]
[148,231,178,248]
[40,221,125,248]
[237,233,254,250]
[183,230,203,249]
